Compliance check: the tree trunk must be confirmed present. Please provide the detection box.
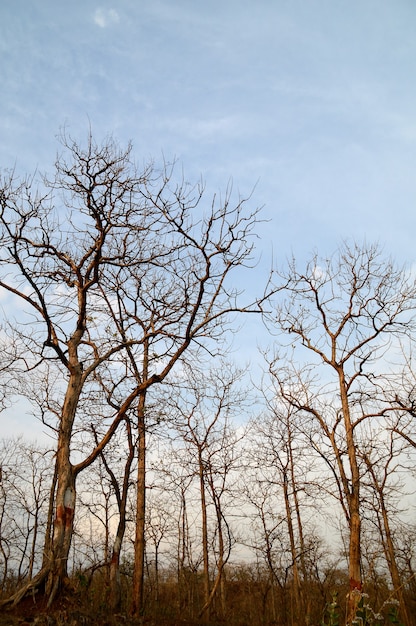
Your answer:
[347,507,362,621]
[131,391,147,617]
[198,451,210,620]
[380,505,410,626]
[44,466,76,606]
[283,471,302,622]
[338,367,362,624]
[177,486,189,612]
[109,535,123,611]
[42,460,58,571]
[288,429,310,624]
[44,361,83,607]
[199,491,226,619]
[108,420,134,612]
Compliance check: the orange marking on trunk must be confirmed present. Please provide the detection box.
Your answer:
[56,505,65,523]
[64,505,74,528]
[350,578,362,591]
[55,504,74,528]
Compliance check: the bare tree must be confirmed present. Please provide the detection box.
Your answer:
[165,361,247,620]
[0,132,261,611]
[73,419,135,610]
[360,429,411,626]
[151,438,199,615]
[95,191,261,618]
[263,242,416,623]
[102,419,135,612]
[248,387,318,625]
[145,487,177,604]
[0,437,53,590]
[0,135,153,606]
[238,473,287,623]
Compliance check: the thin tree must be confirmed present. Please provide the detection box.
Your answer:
[361,430,411,626]
[85,418,135,611]
[165,362,246,620]
[152,439,197,615]
[249,395,314,625]
[0,437,52,589]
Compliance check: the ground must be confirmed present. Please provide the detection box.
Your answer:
[0,597,231,626]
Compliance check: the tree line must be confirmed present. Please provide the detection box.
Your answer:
[0,134,415,625]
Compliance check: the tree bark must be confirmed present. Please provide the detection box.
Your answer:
[109,535,123,611]
[131,391,147,617]
[198,450,211,621]
[44,362,83,606]
[337,367,362,624]
[283,471,302,622]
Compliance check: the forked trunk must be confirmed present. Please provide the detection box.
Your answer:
[108,424,133,612]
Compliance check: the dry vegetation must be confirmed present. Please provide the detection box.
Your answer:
[1,564,415,625]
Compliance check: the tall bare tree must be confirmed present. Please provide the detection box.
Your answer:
[95,189,261,617]
[0,134,150,606]
[263,242,416,623]
[0,132,261,610]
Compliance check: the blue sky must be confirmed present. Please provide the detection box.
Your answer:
[1,1,416,436]
[2,0,416,263]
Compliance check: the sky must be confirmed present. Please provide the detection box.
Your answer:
[1,0,416,438]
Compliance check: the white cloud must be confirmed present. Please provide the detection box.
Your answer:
[93,8,120,28]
